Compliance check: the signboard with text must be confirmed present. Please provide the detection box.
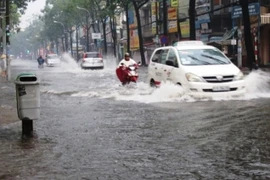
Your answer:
[92,33,101,39]
[231,3,260,19]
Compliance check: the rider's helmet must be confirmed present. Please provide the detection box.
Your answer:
[124,52,130,61]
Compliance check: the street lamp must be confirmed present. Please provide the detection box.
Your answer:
[77,6,91,52]
[76,6,90,16]
[53,20,65,30]
[53,20,67,52]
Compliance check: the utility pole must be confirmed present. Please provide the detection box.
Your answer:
[125,4,130,54]
[189,0,196,40]
[162,0,168,36]
[5,0,10,81]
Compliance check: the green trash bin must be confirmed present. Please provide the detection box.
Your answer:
[15,73,40,120]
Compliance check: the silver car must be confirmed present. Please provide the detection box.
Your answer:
[80,52,104,69]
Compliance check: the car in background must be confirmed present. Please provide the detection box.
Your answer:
[79,52,104,69]
[46,53,61,67]
[147,41,245,97]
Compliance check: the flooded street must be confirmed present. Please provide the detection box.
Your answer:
[1,56,270,179]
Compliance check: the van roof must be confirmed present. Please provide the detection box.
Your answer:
[173,40,205,46]
[175,45,216,50]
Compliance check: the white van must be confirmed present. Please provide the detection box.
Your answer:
[147,41,246,97]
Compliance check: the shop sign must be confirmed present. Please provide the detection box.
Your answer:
[232,3,260,19]
[168,7,177,20]
[168,20,177,33]
[171,0,178,7]
[180,21,190,38]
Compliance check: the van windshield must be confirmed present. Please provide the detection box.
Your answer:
[178,48,231,66]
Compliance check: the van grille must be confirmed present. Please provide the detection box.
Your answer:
[203,75,234,83]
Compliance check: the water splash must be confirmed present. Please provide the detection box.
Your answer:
[44,64,270,103]
[244,70,270,99]
[59,53,81,72]
[70,81,195,103]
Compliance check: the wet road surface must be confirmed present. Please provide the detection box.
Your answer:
[1,56,270,180]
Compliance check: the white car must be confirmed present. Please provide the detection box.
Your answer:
[46,54,61,67]
[147,41,246,97]
[80,52,104,69]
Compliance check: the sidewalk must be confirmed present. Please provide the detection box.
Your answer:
[0,80,18,126]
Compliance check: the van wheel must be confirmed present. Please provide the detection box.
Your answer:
[176,82,182,86]
[150,79,156,87]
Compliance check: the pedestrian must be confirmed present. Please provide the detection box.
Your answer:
[0,54,7,81]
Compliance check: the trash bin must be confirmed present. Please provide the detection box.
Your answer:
[15,73,40,120]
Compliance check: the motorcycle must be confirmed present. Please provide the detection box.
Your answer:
[116,62,141,85]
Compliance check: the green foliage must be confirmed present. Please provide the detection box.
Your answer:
[12,0,36,14]
[10,18,44,55]
[10,3,21,32]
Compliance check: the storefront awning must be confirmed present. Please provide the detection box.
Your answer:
[208,27,237,45]
[261,13,270,24]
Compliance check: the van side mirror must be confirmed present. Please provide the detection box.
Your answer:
[152,58,158,62]
[165,60,175,67]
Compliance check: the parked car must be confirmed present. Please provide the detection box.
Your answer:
[46,54,61,67]
[147,41,246,97]
[79,52,104,69]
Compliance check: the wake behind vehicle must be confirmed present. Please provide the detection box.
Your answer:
[116,62,140,85]
[147,41,246,97]
[46,54,61,67]
[79,52,104,69]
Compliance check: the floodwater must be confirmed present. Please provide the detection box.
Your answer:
[1,54,270,180]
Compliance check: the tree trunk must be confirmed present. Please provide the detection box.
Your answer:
[239,0,256,70]
[65,33,68,53]
[76,26,79,62]
[69,31,73,57]
[110,17,116,57]
[133,2,146,65]
[125,4,130,54]
[102,21,107,55]
[61,36,65,52]
[56,40,58,54]
[189,0,196,40]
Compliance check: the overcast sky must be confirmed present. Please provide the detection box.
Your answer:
[20,0,46,29]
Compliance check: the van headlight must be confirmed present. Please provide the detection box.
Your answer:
[185,73,205,82]
[234,71,244,81]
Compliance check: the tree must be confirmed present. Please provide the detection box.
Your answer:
[93,0,118,55]
[10,19,44,56]
[239,0,256,70]
[13,0,36,14]
[93,0,109,54]
[132,0,149,65]
[41,0,86,52]
[189,0,196,40]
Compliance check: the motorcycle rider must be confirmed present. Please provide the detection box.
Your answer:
[118,52,137,68]
[37,55,45,68]
[117,52,139,85]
